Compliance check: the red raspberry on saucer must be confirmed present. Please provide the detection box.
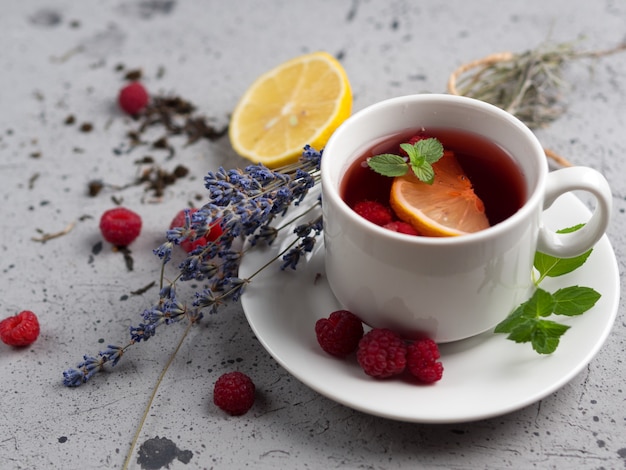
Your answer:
[353,200,393,226]
[407,338,443,383]
[357,328,407,378]
[170,209,223,253]
[99,207,142,247]
[383,221,420,236]
[0,310,40,347]
[118,81,149,115]
[315,310,364,357]
[213,371,256,416]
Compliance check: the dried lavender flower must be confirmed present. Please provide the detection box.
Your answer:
[63,146,323,387]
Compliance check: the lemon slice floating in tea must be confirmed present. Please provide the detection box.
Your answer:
[389,151,490,237]
[229,51,352,168]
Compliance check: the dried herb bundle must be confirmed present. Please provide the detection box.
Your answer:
[448,40,626,130]
[447,40,626,166]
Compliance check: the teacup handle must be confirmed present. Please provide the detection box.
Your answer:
[537,167,612,258]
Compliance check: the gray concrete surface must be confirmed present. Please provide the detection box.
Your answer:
[1,1,625,469]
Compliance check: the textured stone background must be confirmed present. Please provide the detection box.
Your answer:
[0,1,625,469]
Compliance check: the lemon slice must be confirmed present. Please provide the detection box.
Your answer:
[229,51,352,168]
[389,151,490,237]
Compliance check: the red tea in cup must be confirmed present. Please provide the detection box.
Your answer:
[341,127,527,232]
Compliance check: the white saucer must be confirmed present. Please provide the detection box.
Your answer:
[239,193,619,423]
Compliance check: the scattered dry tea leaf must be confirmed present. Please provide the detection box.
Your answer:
[80,122,93,133]
[31,221,76,243]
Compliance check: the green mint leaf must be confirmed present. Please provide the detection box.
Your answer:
[505,318,569,354]
[411,162,435,184]
[415,138,445,164]
[494,303,526,334]
[368,138,444,184]
[534,224,592,279]
[524,287,555,318]
[404,138,443,184]
[534,249,593,279]
[530,320,570,354]
[402,144,425,169]
[494,288,554,334]
[505,319,536,343]
[557,223,586,234]
[495,288,557,349]
[498,224,602,355]
[367,154,409,177]
[552,286,601,316]
[400,143,416,160]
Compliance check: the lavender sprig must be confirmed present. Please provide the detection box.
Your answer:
[63,146,323,387]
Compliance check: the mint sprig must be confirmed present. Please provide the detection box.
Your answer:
[494,224,601,354]
[366,138,444,184]
[532,223,592,284]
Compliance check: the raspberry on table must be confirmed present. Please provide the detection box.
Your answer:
[407,338,444,383]
[204,218,223,242]
[357,328,407,378]
[213,371,256,416]
[0,310,40,347]
[118,81,150,115]
[353,200,393,226]
[99,207,142,247]
[170,209,223,253]
[315,310,364,357]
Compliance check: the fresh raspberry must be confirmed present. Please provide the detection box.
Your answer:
[0,310,40,347]
[99,207,142,247]
[407,338,444,383]
[118,81,149,115]
[205,220,223,243]
[353,200,393,226]
[357,328,407,378]
[315,310,364,357]
[383,221,420,236]
[213,371,256,416]
[170,209,223,253]
[400,133,434,156]
[407,133,432,145]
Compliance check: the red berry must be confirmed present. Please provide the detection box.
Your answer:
[353,200,393,226]
[383,221,420,236]
[407,338,444,383]
[407,134,432,145]
[0,310,40,347]
[205,220,223,243]
[99,207,142,247]
[213,371,256,416]
[357,328,407,378]
[170,209,223,253]
[400,133,434,156]
[118,82,149,115]
[315,310,364,357]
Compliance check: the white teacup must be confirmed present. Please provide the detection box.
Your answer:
[321,94,612,343]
